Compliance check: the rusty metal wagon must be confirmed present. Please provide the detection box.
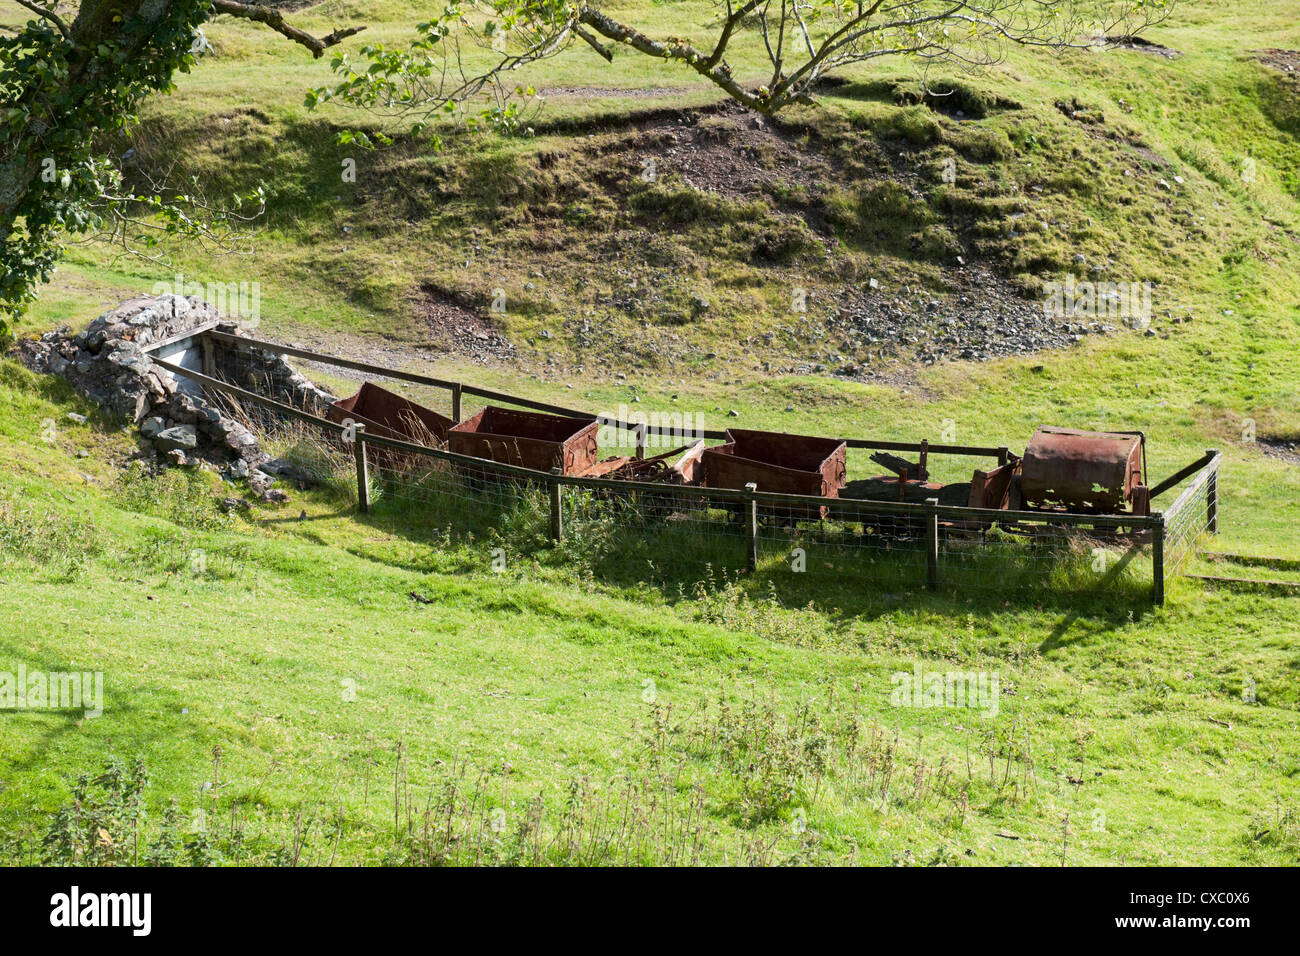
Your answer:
[449,406,600,476]
[327,381,454,472]
[702,428,848,521]
[328,381,453,444]
[1019,426,1149,516]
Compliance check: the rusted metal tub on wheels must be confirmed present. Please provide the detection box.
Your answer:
[1019,426,1150,516]
[449,406,600,493]
[327,381,454,472]
[701,428,848,522]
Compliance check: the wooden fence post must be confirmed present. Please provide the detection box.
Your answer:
[926,497,940,589]
[200,334,215,378]
[745,482,759,571]
[1205,449,1219,534]
[550,467,563,542]
[451,382,463,423]
[353,423,369,514]
[636,424,647,460]
[1152,515,1166,606]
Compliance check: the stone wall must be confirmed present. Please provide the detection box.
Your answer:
[16,295,336,502]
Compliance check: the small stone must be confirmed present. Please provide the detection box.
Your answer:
[140,416,166,439]
[155,425,197,453]
[66,412,87,424]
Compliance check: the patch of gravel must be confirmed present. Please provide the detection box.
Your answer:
[628,107,830,205]
[1106,35,1181,58]
[1257,436,1300,466]
[831,264,1115,371]
[1254,49,1300,74]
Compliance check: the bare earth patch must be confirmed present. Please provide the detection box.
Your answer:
[1106,35,1181,58]
[627,107,830,205]
[408,283,516,364]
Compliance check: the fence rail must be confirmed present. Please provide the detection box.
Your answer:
[151,338,1221,607]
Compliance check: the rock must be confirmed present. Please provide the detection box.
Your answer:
[247,470,275,496]
[20,294,337,476]
[155,425,198,453]
[228,458,251,479]
[165,449,191,468]
[66,412,87,424]
[219,496,251,512]
[260,489,290,504]
[168,395,199,425]
[223,424,257,452]
[261,458,312,483]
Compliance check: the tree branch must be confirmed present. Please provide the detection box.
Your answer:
[210,0,365,58]
[13,0,71,40]
[574,23,613,62]
[577,6,766,111]
[702,0,761,70]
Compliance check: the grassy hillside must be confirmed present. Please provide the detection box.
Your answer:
[1,0,1298,864]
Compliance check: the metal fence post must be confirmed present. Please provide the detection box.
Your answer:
[1152,514,1165,606]
[1205,449,1219,534]
[550,467,563,542]
[353,423,370,514]
[925,497,939,589]
[745,482,758,571]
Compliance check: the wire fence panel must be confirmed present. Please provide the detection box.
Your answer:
[176,342,1224,606]
[749,497,1156,600]
[1163,454,1218,580]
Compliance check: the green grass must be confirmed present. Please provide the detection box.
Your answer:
[0,353,1296,864]
[2,0,1298,865]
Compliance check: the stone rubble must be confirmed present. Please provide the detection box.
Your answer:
[15,294,336,503]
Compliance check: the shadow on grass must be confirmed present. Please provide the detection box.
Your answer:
[341,470,1159,629]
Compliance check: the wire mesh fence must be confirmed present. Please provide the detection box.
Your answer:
[159,336,1222,607]
[1163,452,1219,578]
